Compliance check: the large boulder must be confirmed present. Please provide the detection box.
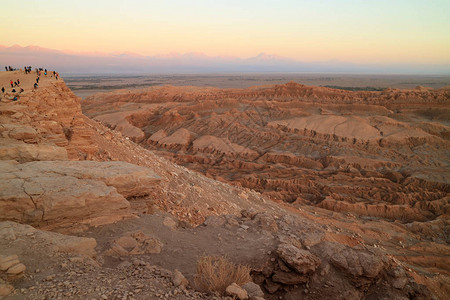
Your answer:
[276,243,321,275]
[314,242,384,278]
[226,283,249,300]
[0,160,161,230]
[0,221,97,257]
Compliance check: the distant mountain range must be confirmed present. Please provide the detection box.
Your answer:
[1,45,449,75]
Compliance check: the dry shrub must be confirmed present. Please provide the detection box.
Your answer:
[194,255,252,295]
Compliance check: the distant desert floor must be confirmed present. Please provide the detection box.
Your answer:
[66,73,450,99]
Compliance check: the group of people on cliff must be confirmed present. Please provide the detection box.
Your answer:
[1,66,60,102]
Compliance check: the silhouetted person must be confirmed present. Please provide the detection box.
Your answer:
[34,83,38,89]
[1,87,4,93]
[11,88,16,93]
[10,80,13,88]
[17,79,20,85]
[4,66,7,71]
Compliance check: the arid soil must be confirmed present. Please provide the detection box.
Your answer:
[0,70,449,299]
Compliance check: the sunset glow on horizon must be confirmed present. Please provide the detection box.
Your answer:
[1,0,449,65]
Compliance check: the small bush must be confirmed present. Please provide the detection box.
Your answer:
[194,255,251,295]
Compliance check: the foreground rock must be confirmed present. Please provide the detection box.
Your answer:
[0,221,97,257]
[0,160,160,231]
[226,283,248,300]
[276,243,321,275]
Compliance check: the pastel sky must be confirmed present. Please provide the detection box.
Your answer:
[2,0,449,64]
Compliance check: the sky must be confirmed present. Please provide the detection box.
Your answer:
[1,0,449,65]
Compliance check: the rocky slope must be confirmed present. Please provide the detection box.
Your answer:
[0,71,448,299]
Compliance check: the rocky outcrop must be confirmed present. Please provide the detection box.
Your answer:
[0,80,100,161]
[0,72,164,232]
[314,242,384,278]
[0,221,97,257]
[226,283,249,299]
[0,158,160,231]
[276,243,321,275]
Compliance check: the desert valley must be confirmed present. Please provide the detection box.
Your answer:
[0,69,448,300]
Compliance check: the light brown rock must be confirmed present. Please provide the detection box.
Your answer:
[226,283,249,300]
[0,140,68,162]
[172,269,189,288]
[0,160,161,229]
[276,243,321,275]
[0,280,14,297]
[0,255,19,271]
[316,242,384,278]
[0,221,97,257]
[116,236,139,251]
[6,263,26,275]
